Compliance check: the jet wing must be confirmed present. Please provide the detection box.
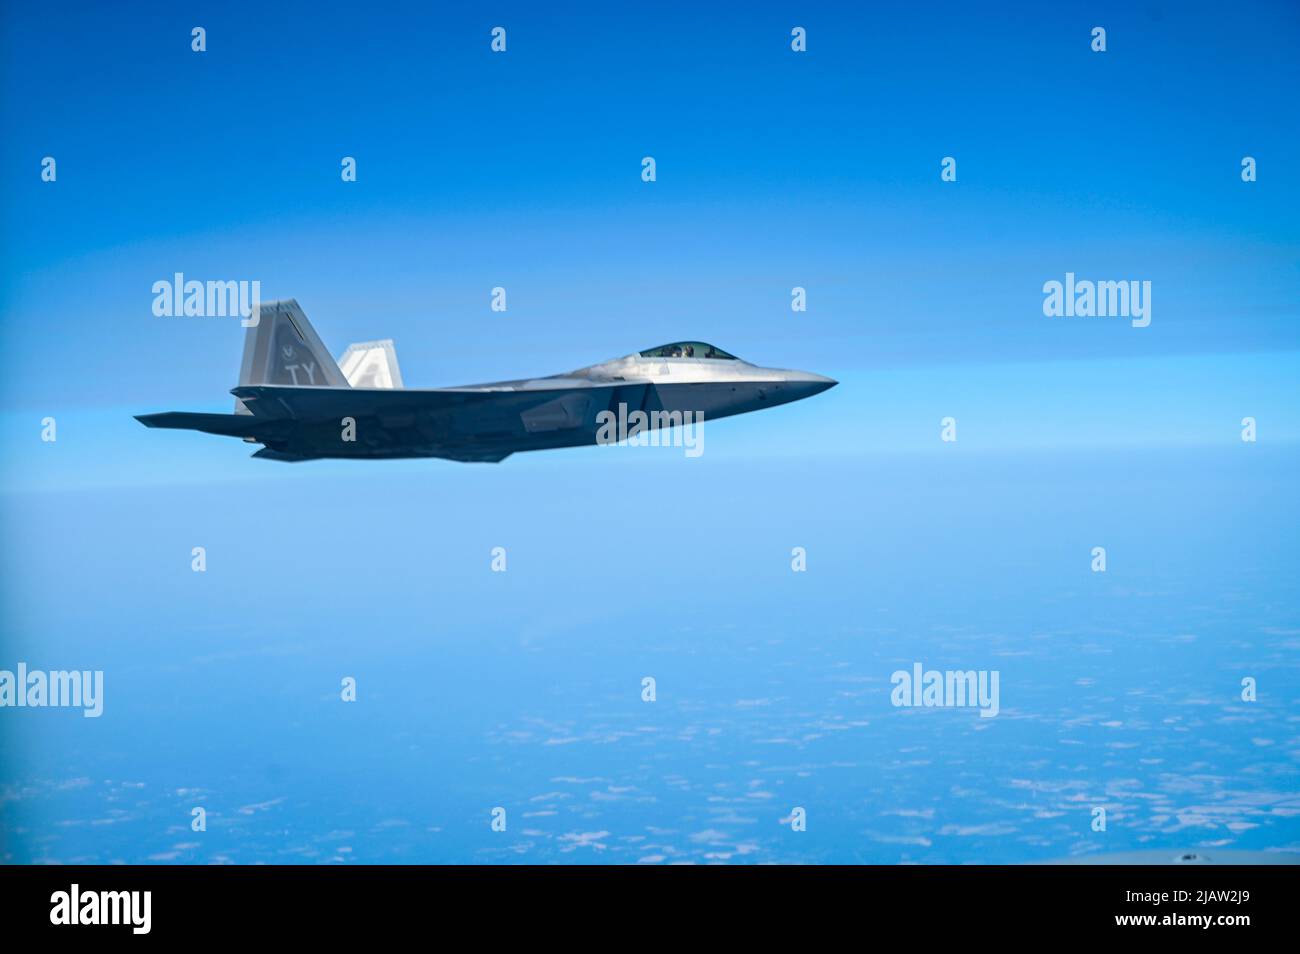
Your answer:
[230,381,655,420]
[221,380,658,460]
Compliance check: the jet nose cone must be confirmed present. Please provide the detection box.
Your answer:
[792,371,838,396]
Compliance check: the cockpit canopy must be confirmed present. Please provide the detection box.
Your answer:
[638,342,739,360]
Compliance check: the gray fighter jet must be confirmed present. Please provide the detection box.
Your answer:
[136,299,837,462]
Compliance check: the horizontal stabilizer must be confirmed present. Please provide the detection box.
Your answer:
[435,450,514,463]
[251,447,314,462]
[135,411,280,439]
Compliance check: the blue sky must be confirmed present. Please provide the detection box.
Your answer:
[2,2,1297,410]
[1,1,1298,863]
[1,0,1297,484]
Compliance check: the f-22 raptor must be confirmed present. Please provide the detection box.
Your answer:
[136,299,837,463]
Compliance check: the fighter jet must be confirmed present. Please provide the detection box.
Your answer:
[136,299,837,463]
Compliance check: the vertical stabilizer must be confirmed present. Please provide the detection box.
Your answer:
[337,340,404,389]
[236,299,348,411]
